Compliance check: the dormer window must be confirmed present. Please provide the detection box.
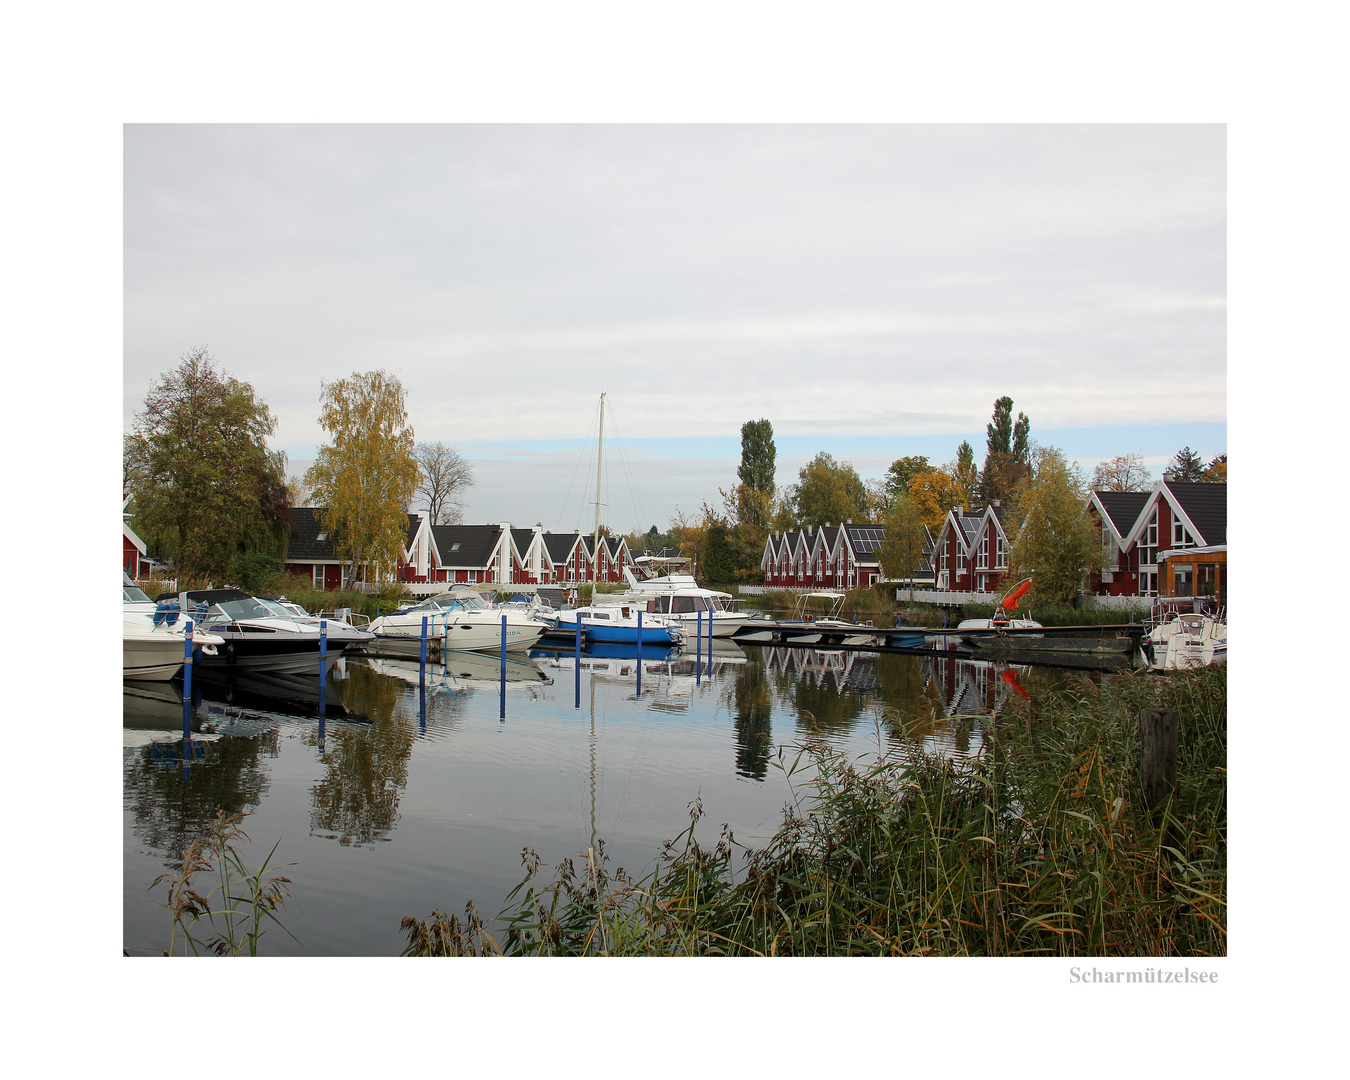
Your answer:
[315,532,326,541]
[450,543,461,552]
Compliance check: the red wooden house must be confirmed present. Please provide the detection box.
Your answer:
[1088,480,1226,597]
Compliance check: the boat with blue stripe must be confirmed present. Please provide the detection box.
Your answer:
[550,604,684,646]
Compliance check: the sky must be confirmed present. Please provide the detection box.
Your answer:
[124,124,1225,533]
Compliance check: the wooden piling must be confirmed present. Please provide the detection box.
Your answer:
[1140,707,1178,811]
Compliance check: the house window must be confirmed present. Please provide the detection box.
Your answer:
[956,550,967,573]
[313,565,324,589]
[1139,511,1158,567]
[1172,519,1195,548]
[1173,565,1194,596]
[996,537,1008,569]
[1102,521,1114,553]
[977,536,989,569]
[940,548,949,572]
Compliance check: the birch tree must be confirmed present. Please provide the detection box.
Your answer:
[415,441,475,524]
[304,371,420,584]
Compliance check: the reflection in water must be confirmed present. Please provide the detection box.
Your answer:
[727,660,773,781]
[123,728,278,863]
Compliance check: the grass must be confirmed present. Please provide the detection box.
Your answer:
[128,810,302,957]
[402,664,1225,957]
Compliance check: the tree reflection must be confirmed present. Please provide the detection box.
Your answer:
[123,731,278,864]
[727,659,773,781]
[305,663,417,847]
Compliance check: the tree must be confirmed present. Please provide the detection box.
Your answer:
[304,370,420,583]
[981,396,1031,507]
[883,455,930,505]
[1006,447,1104,606]
[879,491,926,600]
[414,441,475,525]
[954,440,979,504]
[978,452,1031,508]
[909,467,963,534]
[1090,453,1151,492]
[1168,446,1205,482]
[124,347,289,581]
[1203,453,1227,483]
[986,396,1015,456]
[791,452,870,526]
[737,419,776,494]
[720,482,775,581]
[1012,412,1030,463]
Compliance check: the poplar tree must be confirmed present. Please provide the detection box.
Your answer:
[304,370,421,584]
[738,419,776,493]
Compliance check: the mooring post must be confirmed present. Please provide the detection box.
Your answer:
[500,615,507,720]
[181,618,194,743]
[420,616,428,685]
[696,609,703,686]
[1140,707,1178,812]
[636,610,643,696]
[574,613,582,709]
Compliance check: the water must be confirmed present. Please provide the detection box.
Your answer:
[123,641,1081,956]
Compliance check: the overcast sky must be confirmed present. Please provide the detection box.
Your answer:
[125,124,1225,532]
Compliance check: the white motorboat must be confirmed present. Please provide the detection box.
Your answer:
[1143,603,1227,671]
[154,588,368,673]
[368,587,548,653]
[617,566,752,638]
[123,581,225,680]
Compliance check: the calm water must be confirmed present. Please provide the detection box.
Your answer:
[123,640,1080,956]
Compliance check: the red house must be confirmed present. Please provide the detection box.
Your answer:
[1087,480,1226,597]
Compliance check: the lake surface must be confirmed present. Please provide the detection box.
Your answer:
[123,640,1082,956]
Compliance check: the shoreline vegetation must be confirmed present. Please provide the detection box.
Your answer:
[401,664,1225,957]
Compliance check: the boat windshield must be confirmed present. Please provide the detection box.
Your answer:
[412,592,489,614]
[123,585,153,604]
[255,598,303,618]
[210,597,282,621]
[650,594,720,614]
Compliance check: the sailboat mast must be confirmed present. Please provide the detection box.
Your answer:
[593,393,605,583]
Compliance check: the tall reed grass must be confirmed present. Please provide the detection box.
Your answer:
[403,665,1225,957]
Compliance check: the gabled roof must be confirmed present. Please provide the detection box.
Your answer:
[934,509,984,552]
[843,523,885,564]
[430,524,503,569]
[1165,481,1226,546]
[1092,491,1151,539]
[542,531,583,563]
[510,529,538,561]
[287,507,339,560]
[403,513,420,549]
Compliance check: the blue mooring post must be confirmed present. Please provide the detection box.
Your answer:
[319,619,328,717]
[181,619,194,776]
[636,611,643,697]
[420,615,428,685]
[418,682,426,737]
[696,609,702,686]
[500,615,507,720]
[575,614,582,709]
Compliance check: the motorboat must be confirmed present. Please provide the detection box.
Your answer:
[123,579,225,680]
[616,567,752,638]
[363,652,550,689]
[733,591,878,647]
[1143,601,1227,671]
[551,603,684,646]
[367,587,548,653]
[154,588,368,673]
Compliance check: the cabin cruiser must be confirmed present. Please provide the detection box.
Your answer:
[153,588,371,672]
[1143,600,1227,671]
[617,566,752,637]
[367,587,548,653]
[551,603,684,645]
[124,580,225,681]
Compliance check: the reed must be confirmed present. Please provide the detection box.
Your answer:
[128,810,303,957]
[403,665,1225,957]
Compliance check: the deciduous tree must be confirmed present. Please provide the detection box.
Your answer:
[883,455,930,505]
[909,467,963,534]
[879,491,927,601]
[1006,447,1103,606]
[1203,453,1227,483]
[954,440,979,504]
[790,452,870,526]
[1090,453,1152,492]
[124,347,289,581]
[304,370,420,583]
[415,441,475,525]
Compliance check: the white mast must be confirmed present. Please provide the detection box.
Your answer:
[593,393,605,583]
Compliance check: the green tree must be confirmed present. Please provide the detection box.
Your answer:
[1202,453,1227,483]
[879,492,927,601]
[1006,447,1103,606]
[720,482,775,582]
[124,347,289,581]
[978,452,1031,508]
[883,455,930,505]
[1168,446,1205,482]
[790,452,870,526]
[954,440,979,504]
[702,520,737,584]
[304,370,421,583]
[737,419,776,494]
[986,396,1015,456]
[1012,412,1030,462]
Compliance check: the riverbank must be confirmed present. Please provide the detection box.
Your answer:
[403,663,1226,956]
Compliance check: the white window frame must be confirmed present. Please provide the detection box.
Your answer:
[978,535,989,569]
[313,565,324,589]
[996,536,1008,569]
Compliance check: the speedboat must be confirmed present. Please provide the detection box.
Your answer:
[154,588,370,673]
[367,587,548,653]
[1143,602,1227,671]
[551,603,684,645]
[123,579,225,680]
